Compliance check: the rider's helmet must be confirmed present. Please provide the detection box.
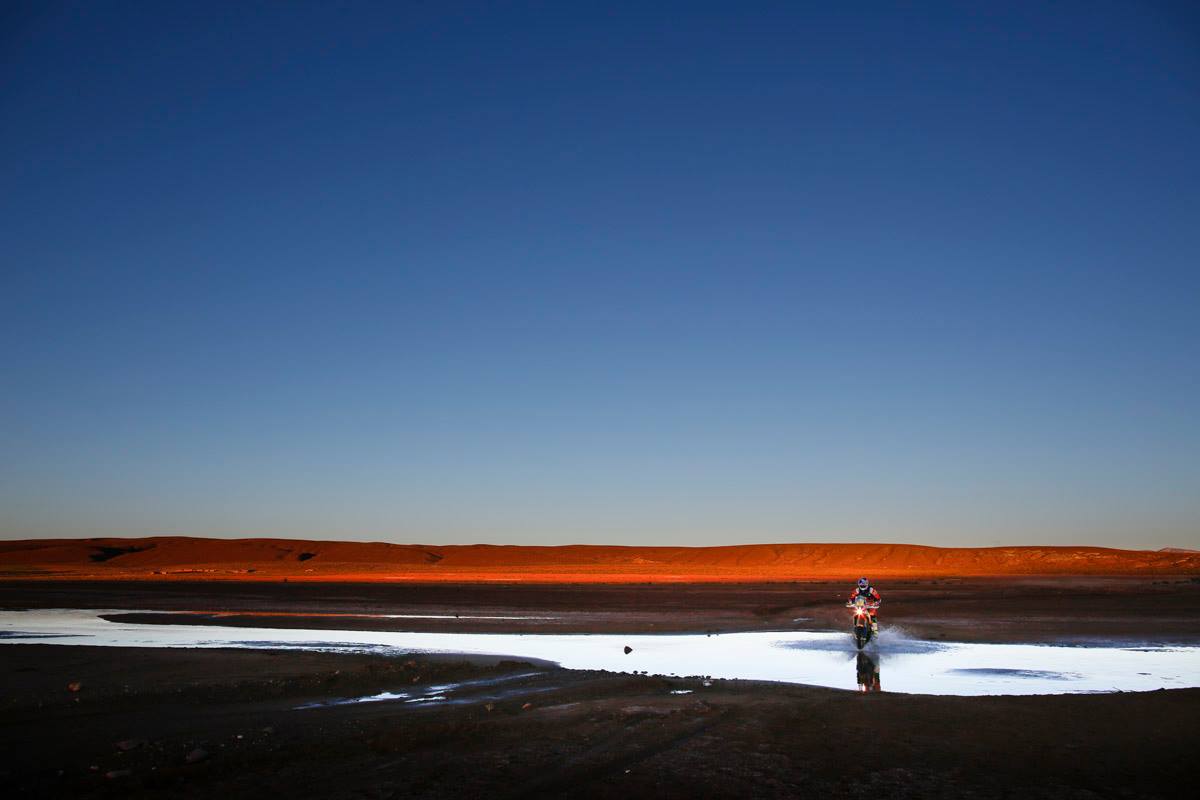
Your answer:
[857,577,869,590]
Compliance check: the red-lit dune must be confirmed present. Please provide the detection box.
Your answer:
[1,537,1198,583]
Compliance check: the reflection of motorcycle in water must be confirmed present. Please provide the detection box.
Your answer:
[856,652,881,692]
[845,596,880,649]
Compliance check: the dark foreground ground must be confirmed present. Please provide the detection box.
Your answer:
[2,578,1199,798]
[1,645,1196,800]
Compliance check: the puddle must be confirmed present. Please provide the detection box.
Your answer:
[295,671,560,710]
[2,609,1198,696]
[947,668,1081,680]
[297,690,412,709]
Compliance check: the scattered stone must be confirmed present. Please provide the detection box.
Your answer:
[184,748,209,764]
[115,739,147,752]
[67,681,82,692]
[623,646,633,654]
[105,769,132,779]
[261,726,275,734]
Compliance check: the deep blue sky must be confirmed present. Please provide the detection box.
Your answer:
[3,2,1198,547]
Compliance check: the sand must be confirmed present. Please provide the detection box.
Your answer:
[3,536,1198,583]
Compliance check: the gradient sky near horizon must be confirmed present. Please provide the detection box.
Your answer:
[2,2,1198,548]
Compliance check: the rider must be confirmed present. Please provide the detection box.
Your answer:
[848,577,881,633]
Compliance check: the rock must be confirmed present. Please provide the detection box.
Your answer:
[521,702,533,710]
[105,769,132,779]
[66,681,82,692]
[261,726,275,734]
[184,748,209,764]
[623,646,633,654]
[115,739,147,752]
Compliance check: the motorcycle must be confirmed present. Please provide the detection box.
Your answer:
[845,596,880,649]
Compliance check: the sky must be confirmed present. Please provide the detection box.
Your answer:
[2,1,1198,548]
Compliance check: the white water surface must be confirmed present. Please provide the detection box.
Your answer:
[2,609,1198,696]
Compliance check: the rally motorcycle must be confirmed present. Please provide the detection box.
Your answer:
[845,596,880,649]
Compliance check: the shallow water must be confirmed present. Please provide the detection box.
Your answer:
[295,671,551,709]
[2,609,1198,696]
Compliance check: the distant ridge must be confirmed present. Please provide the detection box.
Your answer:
[1,537,1198,583]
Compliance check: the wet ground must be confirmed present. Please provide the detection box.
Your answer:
[4,576,1199,642]
[3,609,1198,695]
